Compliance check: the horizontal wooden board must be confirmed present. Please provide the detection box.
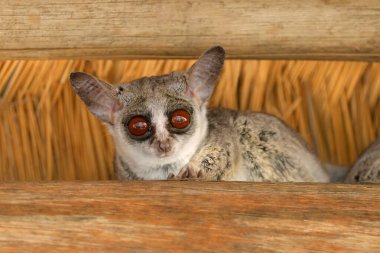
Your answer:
[1,0,380,60]
[0,181,379,252]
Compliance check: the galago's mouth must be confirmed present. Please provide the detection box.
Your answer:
[156,151,174,158]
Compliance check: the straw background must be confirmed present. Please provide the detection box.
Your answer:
[1,59,379,180]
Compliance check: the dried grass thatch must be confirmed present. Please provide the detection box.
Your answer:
[1,59,379,180]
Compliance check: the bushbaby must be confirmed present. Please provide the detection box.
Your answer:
[70,46,330,182]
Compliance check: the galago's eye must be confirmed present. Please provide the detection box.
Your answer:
[170,109,190,129]
[128,116,149,136]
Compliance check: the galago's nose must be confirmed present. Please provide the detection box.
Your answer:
[157,140,172,153]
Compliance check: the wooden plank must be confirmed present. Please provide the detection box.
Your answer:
[1,0,380,60]
[0,182,379,252]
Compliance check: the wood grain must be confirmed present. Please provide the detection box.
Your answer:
[0,182,379,252]
[1,0,380,60]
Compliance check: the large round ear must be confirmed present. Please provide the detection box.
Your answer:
[187,46,225,104]
[70,72,122,125]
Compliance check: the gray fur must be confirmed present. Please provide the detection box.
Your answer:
[345,139,380,183]
[186,109,329,182]
[70,46,330,182]
[324,163,349,182]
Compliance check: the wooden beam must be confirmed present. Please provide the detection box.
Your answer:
[1,0,380,60]
[0,182,379,252]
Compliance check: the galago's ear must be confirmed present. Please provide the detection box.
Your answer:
[70,72,122,125]
[186,46,225,104]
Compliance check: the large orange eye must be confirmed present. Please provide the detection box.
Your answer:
[128,116,149,136]
[170,110,190,129]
